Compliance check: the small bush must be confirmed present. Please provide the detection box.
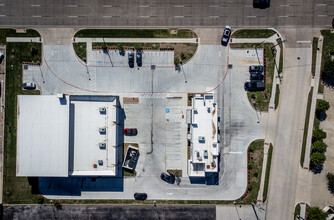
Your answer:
[316,100,330,112]
[327,173,334,190]
[307,207,328,220]
[310,152,326,166]
[248,163,253,170]
[313,128,327,142]
[311,141,328,153]
[314,118,320,130]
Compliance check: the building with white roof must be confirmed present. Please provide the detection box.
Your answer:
[16,95,119,177]
[187,94,219,177]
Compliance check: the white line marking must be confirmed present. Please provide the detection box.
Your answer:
[316,4,327,6]
[280,4,289,7]
[209,16,219,18]
[30,5,40,7]
[32,15,42,17]
[102,5,112,7]
[0,15,6,17]
[174,16,184,18]
[317,15,327,17]
[102,16,112,18]
[296,41,311,43]
[139,5,149,7]
[244,5,253,7]
[279,15,289,18]
[210,5,219,7]
[247,16,257,18]
[69,16,78,18]
[140,16,150,18]
[174,5,184,7]
[0,4,5,6]
[67,5,78,7]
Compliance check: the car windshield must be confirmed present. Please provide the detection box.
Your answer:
[224,30,230,35]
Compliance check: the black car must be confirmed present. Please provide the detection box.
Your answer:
[253,0,270,8]
[134,193,147,200]
[123,128,138,136]
[244,81,265,91]
[0,52,4,64]
[128,52,134,68]
[221,25,232,47]
[160,172,175,184]
[136,50,142,67]
[119,50,125,56]
[250,73,264,80]
[249,65,264,73]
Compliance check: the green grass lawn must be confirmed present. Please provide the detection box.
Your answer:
[231,43,275,111]
[0,29,40,44]
[73,42,87,62]
[263,143,273,202]
[75,29,197,38]
[300,88,313,167]
[294,203,301,220]
[275,85,280,109]
[319,30,334,93]
[312,37,319,77]
[232,29,276,38]
[4,42,41,204]
[276,38,283,74]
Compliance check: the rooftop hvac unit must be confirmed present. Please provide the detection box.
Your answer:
[99,107,106,113]
[99,143,106,148]
[98,160,103,166]
[99,127,106,134]
[203,150,208,158]
[198,136,205,141]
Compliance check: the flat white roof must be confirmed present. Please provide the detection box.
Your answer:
[70,96,118,176]
[16,95,69,177]
[188,94,219,177]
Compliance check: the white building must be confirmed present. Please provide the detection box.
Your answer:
[16,95,119,177]
[187,94,219,177]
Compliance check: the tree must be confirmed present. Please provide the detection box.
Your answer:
[307,207,328,220]
[316,100,330,113]
[313,128,327,142]
[311,141,328,153]
[323,56,334,76]
[310,152,326,166]
[327,173,334,189]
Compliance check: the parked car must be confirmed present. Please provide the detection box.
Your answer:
[22,82,36,90]
[160,172,175,184]
[244,81,265,91]
[134,193,147,200]
[249,65,264,73]
[119,50,125,56]
[128,52,134,68]
[0,52,4,64]
[250,73,264,80]
[221,25,232,47]
[136,50,142,67]
[123,128,138,135]
[253,0,270,8]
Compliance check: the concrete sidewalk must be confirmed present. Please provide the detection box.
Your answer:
[74,38,198,44]
[6,37,42,42]
[303,35,323,169]
[231,34,277,44]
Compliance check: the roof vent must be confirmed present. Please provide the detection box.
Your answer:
[98,160,103,166]
[99,107,106,114]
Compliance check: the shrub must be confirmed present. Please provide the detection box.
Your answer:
[327,173,334,189]
[311,141,328,153]
[313,128,327,142]
[316,100,330,113]
[314,118,320,130]
[307,207,328,220]
[310,152,326,166]
[323,56,334,76]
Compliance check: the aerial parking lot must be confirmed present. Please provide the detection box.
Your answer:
[20,31,266,201]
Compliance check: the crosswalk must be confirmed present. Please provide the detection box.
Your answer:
[87,43,97,91]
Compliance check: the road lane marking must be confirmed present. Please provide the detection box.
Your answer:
[102,5,112,7]
[210,5,219,7]
[0,4,5,6]
[174,16,184,18]
[67,5,78,7]
[209,16,219,18]
[280,4,289,7]
[139,5,149,7]
[30,5,40,7]
[316,4,327,6]
[247,16,257,18]
[0,15,6,17]
[68,16,78,18]
[174,5,184,7]
[102,16,112,18]
[32,15,42,17]
[279,15,289,18]
[140,16,150,18]
[317,15,327,17]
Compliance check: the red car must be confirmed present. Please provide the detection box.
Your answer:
[123,128,138,135]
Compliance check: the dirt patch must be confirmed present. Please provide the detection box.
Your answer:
[160,43,197,65]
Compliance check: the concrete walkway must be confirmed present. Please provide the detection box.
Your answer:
[303,35,323,169]
[231,34,277,44]
[6,37,42,42]
[74,37,198,44]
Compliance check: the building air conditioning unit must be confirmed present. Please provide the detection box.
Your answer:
[98,160,103,166]
[198,136,205,141]
[99,127,106,134]
[99,107,106,114]
[99,142,106,148]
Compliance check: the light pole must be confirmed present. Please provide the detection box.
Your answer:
[180,60,187,83]
[84,58,91,81]
[37,61,45,83]
[233,201,242,220]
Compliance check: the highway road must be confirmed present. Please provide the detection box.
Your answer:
[0,0,333,28]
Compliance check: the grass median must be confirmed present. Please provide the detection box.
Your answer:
[231,29,276,38]
[262,143,273,202]
[300,87,313,167]
[74,29,197,38]
[73,42,86,62]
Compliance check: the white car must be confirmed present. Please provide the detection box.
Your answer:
[22,82,36,90]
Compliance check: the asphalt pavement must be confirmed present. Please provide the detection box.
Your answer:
[0,0,333,28]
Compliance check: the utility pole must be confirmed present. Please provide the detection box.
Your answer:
[103,38,113,67]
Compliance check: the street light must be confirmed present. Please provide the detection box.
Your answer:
[180,60,187,83]
[37,61,45,83]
